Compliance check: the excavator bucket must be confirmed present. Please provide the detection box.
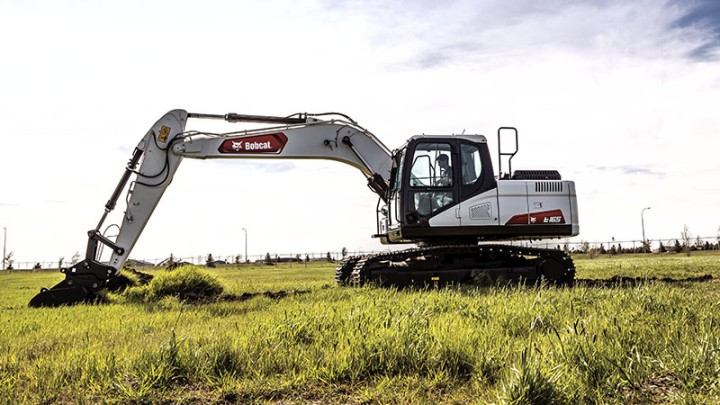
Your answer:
[28,260,153,307]
[28,285,98,308]
[28,260,114,307]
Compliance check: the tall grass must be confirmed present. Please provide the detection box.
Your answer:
[0,253,719,403]
[123,266,224,303]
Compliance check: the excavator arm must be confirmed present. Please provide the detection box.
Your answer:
[29,109,393,307]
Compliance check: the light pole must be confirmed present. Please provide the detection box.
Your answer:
[641,207,651,252]
[242,227,248,263]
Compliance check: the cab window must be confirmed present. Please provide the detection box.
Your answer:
[409,143,452,188]
[408,142,454,217]
[460,144,482,185]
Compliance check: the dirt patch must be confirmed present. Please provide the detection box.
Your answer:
[576,274,713,288]
[620,372,683,404]
[222,289,311,302]
[172,289,311,305]
[125,268,154,284]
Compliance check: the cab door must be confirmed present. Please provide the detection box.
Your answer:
[458,142,499,227]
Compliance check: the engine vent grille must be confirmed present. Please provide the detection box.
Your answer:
[469,203,492,220]
[513,170,561,180]
[535,182,564,193]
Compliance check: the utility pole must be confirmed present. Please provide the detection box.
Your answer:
[242,227,248,263]
[641,207,651,252]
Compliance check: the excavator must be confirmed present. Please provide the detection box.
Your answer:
[29,110,579,307]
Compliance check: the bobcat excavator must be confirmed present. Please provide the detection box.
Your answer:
[29,109,579,307]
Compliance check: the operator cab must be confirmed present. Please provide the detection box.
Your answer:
[378,135,496,243]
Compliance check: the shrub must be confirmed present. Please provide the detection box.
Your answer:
[125,266,224,303]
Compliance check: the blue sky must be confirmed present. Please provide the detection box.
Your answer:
[1,0,719,264]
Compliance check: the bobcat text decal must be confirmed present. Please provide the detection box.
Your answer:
[218,133,288,154]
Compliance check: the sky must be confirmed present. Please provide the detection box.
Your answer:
[1,0,719,265]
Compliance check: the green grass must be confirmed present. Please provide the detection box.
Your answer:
[1,253,719,404]
[574,250,720,280]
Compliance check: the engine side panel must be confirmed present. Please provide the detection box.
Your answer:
[495,179,578,238]
[421,179,578,241]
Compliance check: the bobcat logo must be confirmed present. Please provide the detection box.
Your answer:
[231,141,244,151]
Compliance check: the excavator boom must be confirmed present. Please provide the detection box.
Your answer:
[29,110,394,306]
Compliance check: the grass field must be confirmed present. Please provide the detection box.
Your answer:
[1,252,720,404]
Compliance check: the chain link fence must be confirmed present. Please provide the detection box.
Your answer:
[4,236,720,271]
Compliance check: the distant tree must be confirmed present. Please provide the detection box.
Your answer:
[265,253,272,264]
[3,252,13,270]
[166,254,176,269]
[681,225,692,256]
[341,247,348,258]
[617,243,623,254]
[586,246,600,259]
[71,251,80,265]
[609,245,617,255]
[326,252,333,262]
[578,240,590,253]
[658,241,667,253]
[295,253,301,262]
[695,236,704,250]
[4,251,13,270]
[599,244,606,254]
[206,253,216,268]
[305,254,310,263]
[674,239,683,254]
[58,256,64,270]
[234,254,241,265]
[33,262,41,270]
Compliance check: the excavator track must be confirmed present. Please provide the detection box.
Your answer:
[335,256,360,286]
[337,244,574,287]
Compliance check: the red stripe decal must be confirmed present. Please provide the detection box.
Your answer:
[505,209,565,225]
